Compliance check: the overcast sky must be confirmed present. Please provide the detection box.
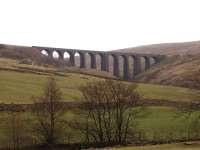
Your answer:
[0,0,200,51]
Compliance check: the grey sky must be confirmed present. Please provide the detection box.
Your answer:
[0,0,200,51]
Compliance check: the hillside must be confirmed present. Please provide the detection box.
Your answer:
[115,41,200,56]
[134,54,200,89]
[0,44,68,67]
[113,41,200,88]
[0,58,199,104]
[1,47,200,149]
[1,42,200,89]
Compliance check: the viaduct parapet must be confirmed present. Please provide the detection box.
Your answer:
[33,46,165,80]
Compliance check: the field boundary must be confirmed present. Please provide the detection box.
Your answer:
[0,99,192,111]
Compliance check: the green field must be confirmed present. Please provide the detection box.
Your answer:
[0,70,199,104]
[105,143,200,150]
[0,106,200,148]
[1,58,200,149]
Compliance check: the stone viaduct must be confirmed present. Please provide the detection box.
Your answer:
[33,46,165,80]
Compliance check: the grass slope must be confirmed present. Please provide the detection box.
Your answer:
[136,55,200,89]
[2,44,200,90]
[0,70,199,104]
[0,57,199,104]
[115,40,200,56]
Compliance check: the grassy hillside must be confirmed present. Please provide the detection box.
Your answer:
[136,55,200,89]
[2,43,200,90]
[115,40,200,56]
[0,58,199,103]
[0,44,200,103]
[112,41,200,89]
[1,45,200,149]
[0,56,200,149]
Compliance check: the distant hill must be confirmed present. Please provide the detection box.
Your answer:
[0,44,68,67]
[113,41,200,88]
[114,41,200,55]
[135,54,200,89]
[1,42,200,89]
[0,44,113,78]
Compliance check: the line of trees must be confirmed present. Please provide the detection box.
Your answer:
[1,78,143,149]
[2,76,200,149]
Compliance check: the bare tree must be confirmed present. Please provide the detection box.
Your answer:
[33,77,65,146]
[70,79,143,146]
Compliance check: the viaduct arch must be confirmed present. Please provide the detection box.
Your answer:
[33,46,165,80]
